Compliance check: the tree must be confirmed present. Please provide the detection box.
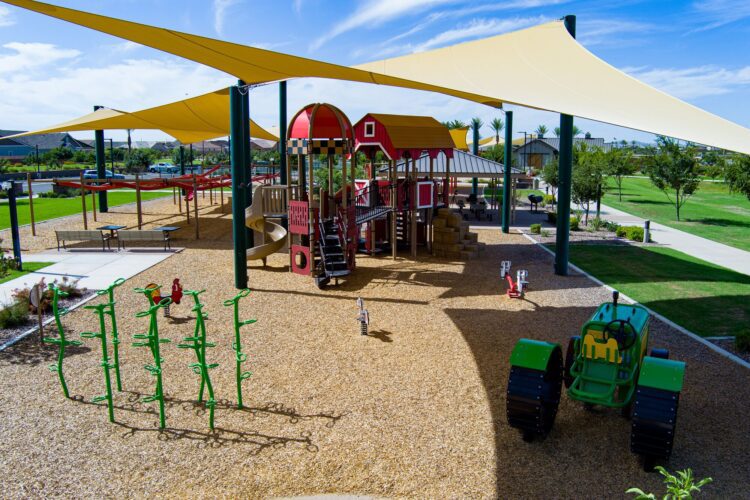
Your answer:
[490,117,504,144]
[605,147,635,201]
[314,159,366,193]
[43,146,73,169]
[471,116,484,131]
[125,148,156,173]
[572,144,606,224]
[535,124,548,138]
[646,137,701,221]
[725,153,750,200]
[171,146,196,166]
[554,126,560,137]
[700,150,727,179]
[480,144,504,163]
[553,125,582,137]
[441,119,467,129]
[541,157,559,208]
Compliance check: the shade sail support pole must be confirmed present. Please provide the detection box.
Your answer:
[471,121,479,196]
[279,81,288,186]
[241,82,254,250]
[230,84,248,289]
[502,110,513,234]
[94,105,108,213]
[555,14,576,276]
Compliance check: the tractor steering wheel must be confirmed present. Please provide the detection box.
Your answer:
[602,319,637,351]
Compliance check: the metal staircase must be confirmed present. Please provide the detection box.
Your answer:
[315,217,350,288]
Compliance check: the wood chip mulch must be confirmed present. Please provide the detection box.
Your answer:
[1,197,748,498]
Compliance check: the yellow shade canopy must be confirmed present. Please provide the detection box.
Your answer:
[5,88,278,143]
[0,0,501,108]
[449,127,470,151]
[356,21,750,155]
[4,0,750,154]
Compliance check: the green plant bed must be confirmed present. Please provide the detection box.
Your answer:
[0,261,53,284]
[0,192,170,229]
[549,243,750,338]
[603,177,750,251]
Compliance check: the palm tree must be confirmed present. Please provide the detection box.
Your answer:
[471,117,484,130]
[554,125,582,137]
[554,126,561,137]
[490,117,504,145]
[535,124,548,138]
[441,119,467,129]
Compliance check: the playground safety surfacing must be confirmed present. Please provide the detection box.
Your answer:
[0,196,748,498]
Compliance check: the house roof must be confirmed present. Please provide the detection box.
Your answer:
[0,130,92,150]
[516,137,611,153]
[364,114,455,150]
[386,148,522,178]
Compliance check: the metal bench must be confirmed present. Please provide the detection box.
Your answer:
[56,230,111,251]
[117,230,172,251]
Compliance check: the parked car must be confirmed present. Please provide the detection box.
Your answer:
[148,162,180,174]
[83,169,125,180]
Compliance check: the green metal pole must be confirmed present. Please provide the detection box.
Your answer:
[230,85,249,289]
[279,81,288,185]
[179,145,185,176]
[241,82,254,249]
[502,110,513,233]
[471,122,479,196]
[94,105,108,212]
[555,15,576,276]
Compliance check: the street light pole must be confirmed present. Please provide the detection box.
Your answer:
[517,131,529,169]
[35,144,40,177]
[108,138,114,171]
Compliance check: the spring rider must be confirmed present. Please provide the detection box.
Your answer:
[356,298,369,336]
[142,279,183,316]
[500,261,528,299]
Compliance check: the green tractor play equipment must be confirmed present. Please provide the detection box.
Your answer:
[223,288,255,409]
[44,283,83,399]
[506,291,685,471]
[133,285,172,429]
[177,289,218,430]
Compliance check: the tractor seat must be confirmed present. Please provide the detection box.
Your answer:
[569,333,623,400]
[582,332,621,364]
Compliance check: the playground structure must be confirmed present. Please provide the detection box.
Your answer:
[506,291,686,471]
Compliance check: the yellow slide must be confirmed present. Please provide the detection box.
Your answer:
[245,188,288,262]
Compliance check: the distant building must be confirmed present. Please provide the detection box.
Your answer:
[514,137,612,169]
[0,130,93,161]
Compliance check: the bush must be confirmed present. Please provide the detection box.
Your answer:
[627,466,712,499]
[735,330,750,353]
[569,217,580,231]
[616,225,646,242]
[604,220,620,232]
[543,194,555,205]
[540,229,550,237]
[530,223,541,234]
[590,216,603,231]
[547,211,557,224]
[0,300,29,329]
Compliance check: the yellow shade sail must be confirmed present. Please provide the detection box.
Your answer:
[0,0,501,108]
[449,127,469,151]
[5,88,278,143]
[3,1,750,154]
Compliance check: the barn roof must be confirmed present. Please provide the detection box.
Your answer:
[366,114,455,150]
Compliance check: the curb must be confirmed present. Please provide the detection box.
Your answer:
[521,232,750,371]
[0,291,99,352]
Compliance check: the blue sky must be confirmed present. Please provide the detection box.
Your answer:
[0,0,749,143]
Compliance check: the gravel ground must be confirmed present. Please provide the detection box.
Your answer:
[1,198,748,498]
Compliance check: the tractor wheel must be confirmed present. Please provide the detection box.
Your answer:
[630,385,680,472]
[650,348,669,359]
[506,347,563,441]
[564,336,580,389]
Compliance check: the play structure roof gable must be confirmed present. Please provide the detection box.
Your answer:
[360,114,455,150]
[288,103,353,141]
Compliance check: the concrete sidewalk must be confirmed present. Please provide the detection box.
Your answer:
[0,250,177,305]
[598,203,750,277]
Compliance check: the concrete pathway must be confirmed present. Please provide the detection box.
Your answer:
[598,203,750,276]
[0,250,177,305]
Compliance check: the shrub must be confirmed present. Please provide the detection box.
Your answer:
[540,229,550,237]
[627,466,712,499]
[0,300,29,329]
[54,276,86,299]
[590,216,603,231]
[626,226,645,242]
[569,216,580,231]
[735,330,750,353]
[547,211,557,224]
[604,220,620,232]
[616,226,627,238]
[543,194,556,205]
[530,223,541,234]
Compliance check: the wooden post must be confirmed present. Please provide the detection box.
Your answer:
[26,173,36,236]
[172,186,176,205]
[135,173,142,230]
[210,176,214,205]
[221,180,224,211]
[445,157,451,206]
[193,174,200,239]
[91,187,97,222]
[80,172,88,230]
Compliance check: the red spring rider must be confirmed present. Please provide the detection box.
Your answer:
[145,279,183,316]
[500,261,529,299]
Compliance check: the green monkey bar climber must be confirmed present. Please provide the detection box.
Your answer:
[133,285,171,429]
[44,282,82,399]
[177,289,219,430]
[223,289,255,409]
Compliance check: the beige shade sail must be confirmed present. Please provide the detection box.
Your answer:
[3,0,750,154]
[356,21,750,155]
[6,88,279,143]
[0,0,501,108]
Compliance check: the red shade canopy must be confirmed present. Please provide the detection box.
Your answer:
[287,103,353,141]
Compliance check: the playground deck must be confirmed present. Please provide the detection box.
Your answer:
[1,196,748,498]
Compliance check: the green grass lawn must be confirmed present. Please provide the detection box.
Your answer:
[0,191,170,230]
[562,244,750,338]
[0,261,54,284]
[602,177,750,251]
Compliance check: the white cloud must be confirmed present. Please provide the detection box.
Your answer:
[623,65,750,100]
[0,56,233,141]
[111,41,143,54]
[311,0,456,51]
[293,0,305,14]
[692,0,750,31]
[213,0,241,36]
[0,6,14,27]
[577,19,655,47]
[0,43,81,74]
